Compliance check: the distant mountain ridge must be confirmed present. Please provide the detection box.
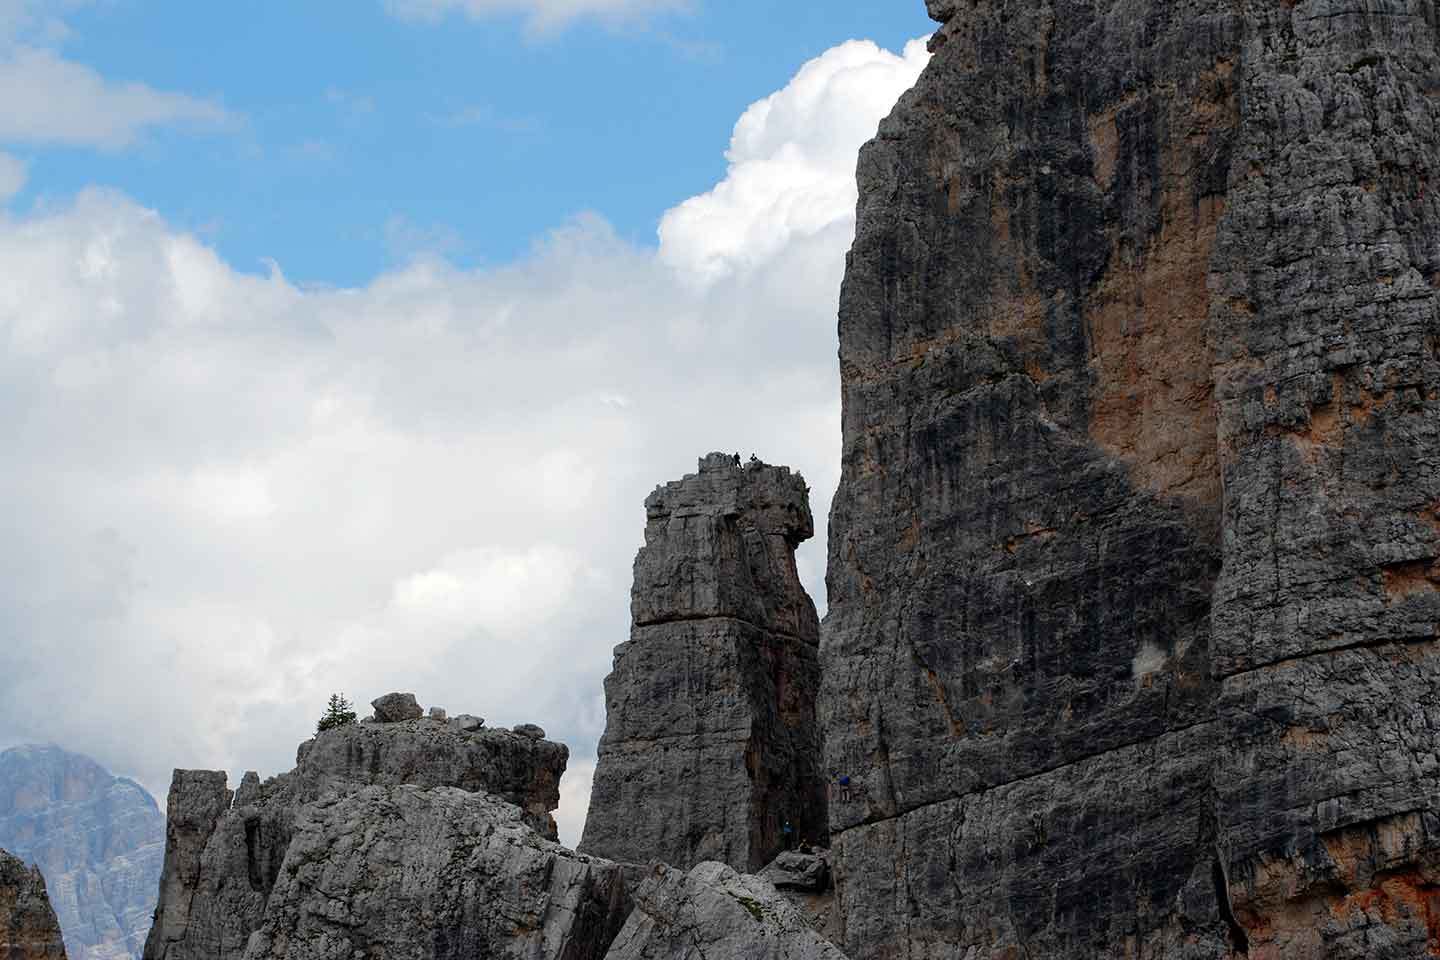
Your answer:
[0,746,163,960]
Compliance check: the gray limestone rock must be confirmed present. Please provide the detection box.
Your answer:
[427,706,447,722]
[448,714,484,732]
[0,848,68,959]
[241,785,629,960]
[922,0,958,26]
[824,0,1440,957]
[758,851,828,893]
[602,861,845,960]
[511,723,545,739]
[371,692,423,723]
[142,708,572,960]
[581,454,827,872]
[0,746,164,960]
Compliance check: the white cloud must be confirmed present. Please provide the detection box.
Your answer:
[660,38,929,286]
[0,37,928,836]
[0,7,229,150]
[556,759,595,847]
[383,0,687,33]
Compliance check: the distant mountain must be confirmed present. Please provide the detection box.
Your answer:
[0,746,163,960]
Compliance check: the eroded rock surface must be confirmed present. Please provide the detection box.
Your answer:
[0,847,68,959]
[371,692,422,723]
[242,786,627,960]
[603,861,845,960]
[0,746,163,960]
[142,709,576,960]
[581,453,827,872]
[758,851,829,894]
[824,0,1440,957]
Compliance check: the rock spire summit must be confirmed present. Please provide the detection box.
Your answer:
[581,453,828,871]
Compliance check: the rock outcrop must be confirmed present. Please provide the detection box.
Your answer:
[604,861,846,960]
[824,1,1440,958]
[758,851,829,895]
[581,454,828,872]
[242,786,627,960]
[0,746,164,960]
[142,701,604,960]
[0,848,68,959]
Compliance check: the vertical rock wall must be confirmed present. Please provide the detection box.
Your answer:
[1208,4,1440,955]
[581,454,828,872]
[823,1,1440,957]
[0,848,68,960]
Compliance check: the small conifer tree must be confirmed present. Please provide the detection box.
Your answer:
[316,693,358,733]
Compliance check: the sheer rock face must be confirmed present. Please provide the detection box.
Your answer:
[603,861,846,960]
[824,1,1440,958]
[0,746,164,960]
[0,848,68,959]
[242,786,628,960]
[581,454,828,873]
[142,715,574,960]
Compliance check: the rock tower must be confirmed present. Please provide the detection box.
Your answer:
[0,848,68,960]
[581,453,828,871]
[823,1,1440,957]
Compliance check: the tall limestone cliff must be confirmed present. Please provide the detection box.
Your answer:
[824,1,1440,957]
[143,698,630,960]
[581,454,828,872]
[1,848,68,960]
[0,746,164,960]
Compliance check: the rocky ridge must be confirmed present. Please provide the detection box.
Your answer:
[0,746,164,960]
[581,453,828,872]
[142,697,604,960]
[823,0,1440,957]
[242,786,627,960]
[0,847,68,959]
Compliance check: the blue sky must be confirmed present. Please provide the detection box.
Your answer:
[0,0,934,845]
[12,1,931,285]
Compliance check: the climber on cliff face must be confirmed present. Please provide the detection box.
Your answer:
[782,819,794,850]
[836,773,852,803]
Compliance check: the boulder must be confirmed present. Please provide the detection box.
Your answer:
[449,715,484,733]
[370,692,423,723]
[758,851,828,893]
[511,724,545,740]
[603,861,844,960]
[428,706,447,722]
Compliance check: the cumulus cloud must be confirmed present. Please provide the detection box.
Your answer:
[660,38,929,287]
[0,36,928,847]
[383,0,687,33]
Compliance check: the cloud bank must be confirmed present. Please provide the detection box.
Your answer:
[0,36,927,847]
